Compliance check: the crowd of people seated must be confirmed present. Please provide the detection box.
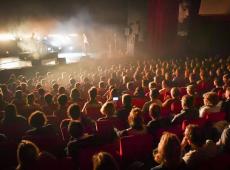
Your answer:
[0,56,229,170]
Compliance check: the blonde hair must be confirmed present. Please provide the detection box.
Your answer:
[154,132,181,167]
[100,102,115,117]
[128,108,144,130]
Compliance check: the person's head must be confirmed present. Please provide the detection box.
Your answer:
[189,73,196,83]
[27,93,35,105]
[126,81,134,91]
[186,85,195,96]
[154,132,181,167]
[15,90,23,100]
[223,74,230,84]
[100,102,115,117]
[109,88,118,99]
[203,92,219,106]
[150,88,160,100]
[225,87,230,100]
[133,87,145,97]
[149,103,161,120]
[38,88,45,97]
[58,86,66,94]
[128,108,144,130]
[52,83,59,91]
[57,94,68,106]
[93,152,119,170]
[70,88,81,100]
[67,104,81,120]
[69,78,76,86]
[122,94,132,107]
[44,93,53,105]
[28,111,47,128]
[68,121,84,138]
[184,124,206,148]
[17,140,40,170]
[181,95,194,109]
[162,80,170,89]
[218,127,230,153]
[213,78,222,87]
[4,104,17,120]
[170,87,180,99]
[99,81,106,89]
[148,81,157,90]
[89,87,97,100]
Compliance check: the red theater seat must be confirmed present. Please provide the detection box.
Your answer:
[182,117,206,131]
[85,107,103,121]
[206,112,226,123]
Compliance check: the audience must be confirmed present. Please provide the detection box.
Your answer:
[93,152,119,170]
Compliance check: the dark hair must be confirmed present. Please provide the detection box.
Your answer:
[44,93,53,105]
[93,152,119,170]
[38,88,45,96]
[4,104,17,120]
[67,104,81,120]
[122,94,132,107]
[16,140,39,170]
[68,121,84,138]
[149,103,161,119]
[57,94,68,106]
[134,87,145,97]
[150,88,160,99]
[27,93,35,105]
[28,111,47,128]
[185,124,206,147]
[70,88,80,100]
[89,87,97,100]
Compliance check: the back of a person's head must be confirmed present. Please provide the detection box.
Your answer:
[110,88,118,98]
[148,81,157,90]
[134,87,145,97]
[100,102,115,117]
[150,88,160,100]
[181,95,194,109]
[122,94,132,107]
[203,92,219,106]
[70,88,80,100]
[27,93,35,105]
[28,111,47,128]
[58,86,66,94]
[44,93,53,105]
[186,85,195,95]
[225,87,230,99]
[99,81,106,89]
[38,88,45,96]
[57,94,68,106]
[4,104,17,120]
[185,124,206,147]
[170,87,180,99]
[68,121,83,138]
[67,104,81,120]
[154,132,181,167]
[128,108,144,130]
[219,127,230,153]
[127,81,134,91]
[89,87,97,100]
[15,90,23,99]
[93,152,119,170]
[17,140,39,170]
[149,103,161,120]
[70,78,76,85]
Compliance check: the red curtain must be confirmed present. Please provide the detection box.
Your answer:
[147,0,179,56]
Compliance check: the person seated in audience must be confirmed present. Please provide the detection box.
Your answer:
[0,104,28,141]
[172,68,185,87]
[151,132,186,170]
[142,88,162,114]
[125,81,135,96]
[93,152,119,170]
[116,94,132,126]
[26,111,56,137]
[147,103,170,135]
[222,74,230,90]
[197,71,213,93]
[106,88,119,103]
[82,87,102,114]
[181,124,218,169]
[54,94,68,122]
[221,87,230,121]
[25,93,41,118]
[67,121,100,161]
[37,88,46,106]
[16,140,40,170]
[69,88,85,109]
[51,83,59,98]
[199,92,221,118]
[67,78,76,91]
[187,73,197,87]
[0,92,8,112]
[133,86,147,100]
[97,81,107,97]
[42,93,57,116]
[119,108,146,136]
[171,95,199,125]
[142,79,150,94]
[217,127,230,154]
[186,84,203,108]
[11,90,26,116]
[98,102,116,121]
[0,84,13,102]
[145,81,157,98]
[212,78,224,99]
[162,87,181,114]
[159,80,171,102]
[60,104,95,134]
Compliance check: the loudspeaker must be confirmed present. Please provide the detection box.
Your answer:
[57,58,66,64]
[31,59,42,66]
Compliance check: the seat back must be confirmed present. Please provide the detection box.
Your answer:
[132,98,147,108]
[85,107,103,121]
[119,134,153,162]
[96,118,126,134]
[182,117,206,131]
[206,112,226,123]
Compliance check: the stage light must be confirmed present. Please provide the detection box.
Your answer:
[69,46,73,51]
[0,34,15,41]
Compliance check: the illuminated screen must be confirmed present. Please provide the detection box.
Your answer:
[199,0,230,15]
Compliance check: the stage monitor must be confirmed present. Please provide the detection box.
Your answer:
[199,0,230,15]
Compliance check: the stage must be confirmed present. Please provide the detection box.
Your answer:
[0,52,92,70]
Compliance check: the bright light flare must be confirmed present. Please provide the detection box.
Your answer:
[0,34,16,41]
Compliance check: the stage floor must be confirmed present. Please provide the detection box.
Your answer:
[0,52,89,70]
